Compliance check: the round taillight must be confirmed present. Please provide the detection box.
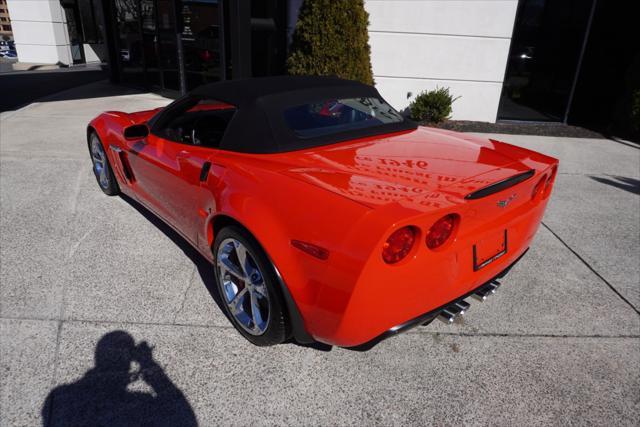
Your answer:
[382,226,416,264]
[426,214,457,250]
[532,175,547,200]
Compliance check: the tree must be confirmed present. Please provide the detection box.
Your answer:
[287,0,374,85]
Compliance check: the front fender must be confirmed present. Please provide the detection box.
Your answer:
[87,113,134,189]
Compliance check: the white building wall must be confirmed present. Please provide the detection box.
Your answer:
[365,0,518,122]
[6,0,72,64]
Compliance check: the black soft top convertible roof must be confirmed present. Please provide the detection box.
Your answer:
[174,76,416,153]
[191,75,368,107]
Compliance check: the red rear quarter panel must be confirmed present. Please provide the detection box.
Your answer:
[203,153,378,338]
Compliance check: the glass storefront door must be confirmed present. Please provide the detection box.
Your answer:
[179,0,224,90]
[115,0,146,85]
[250,0,287,78]
[113,0,224,93]
[498,0,596,121]
[140,0,160,87]
[156,0,181,91]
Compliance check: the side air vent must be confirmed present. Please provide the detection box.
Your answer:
[110,144,135,183]
[118,151,135,182]
[465,170,535,200]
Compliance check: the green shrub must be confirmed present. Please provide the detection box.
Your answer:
[287,0,374,85]
[409,87,458,123]
[632,90,640,131]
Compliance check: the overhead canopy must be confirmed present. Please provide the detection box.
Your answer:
[185,76,417,153]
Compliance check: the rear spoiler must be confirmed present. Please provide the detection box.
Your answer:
[464,170,535,200]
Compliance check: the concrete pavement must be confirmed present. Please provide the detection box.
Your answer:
[1,81,639,426]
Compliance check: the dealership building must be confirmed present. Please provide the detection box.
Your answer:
[5,0,638,130]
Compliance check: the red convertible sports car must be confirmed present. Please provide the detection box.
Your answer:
[88,76,558,348]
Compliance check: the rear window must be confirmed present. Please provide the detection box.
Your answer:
[283,97,404,139]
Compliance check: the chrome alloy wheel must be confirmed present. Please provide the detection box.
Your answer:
[90,134,109,189]
[216,238,271,335]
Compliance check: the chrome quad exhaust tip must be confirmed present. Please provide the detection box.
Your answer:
[437,299,470,324]
[437,280,501,324]
[471,280,500,302]
[453,300,470,313]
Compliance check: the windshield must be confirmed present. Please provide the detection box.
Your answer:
[283,97,404,139]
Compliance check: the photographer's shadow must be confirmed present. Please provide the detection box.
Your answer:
[42,331,197,427]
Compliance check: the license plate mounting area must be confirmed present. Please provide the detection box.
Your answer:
[473,230,508,271]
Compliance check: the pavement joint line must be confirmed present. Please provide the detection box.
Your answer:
[557,172,598,176]
[69,164,87,217]
[46,319,64,427]
[410,330,640,339]
[541,221,640,316]
[555,172,639,178]
[0,151,85,158]
[2,314,639,339]
[0,314,231,330]
[173,266,198,323]
[3,114,96,119]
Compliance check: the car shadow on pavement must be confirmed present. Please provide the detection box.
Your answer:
[119,194,228,317]
[589,175,640,195]
[119,195,336,352]
[42,330,197,427]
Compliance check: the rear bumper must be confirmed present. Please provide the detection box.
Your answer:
[349,248,529,351]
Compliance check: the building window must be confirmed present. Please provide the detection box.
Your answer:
[77,0,103,44]
[2,24,11,31]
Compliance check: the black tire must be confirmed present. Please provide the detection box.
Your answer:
[213,225,289,346]
[88,131,120,196]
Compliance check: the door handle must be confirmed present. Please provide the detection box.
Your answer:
[199,161,212,182]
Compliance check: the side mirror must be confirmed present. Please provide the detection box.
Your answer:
[123,124,149,140]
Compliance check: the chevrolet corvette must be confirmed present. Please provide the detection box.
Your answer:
[87,76,558,348]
